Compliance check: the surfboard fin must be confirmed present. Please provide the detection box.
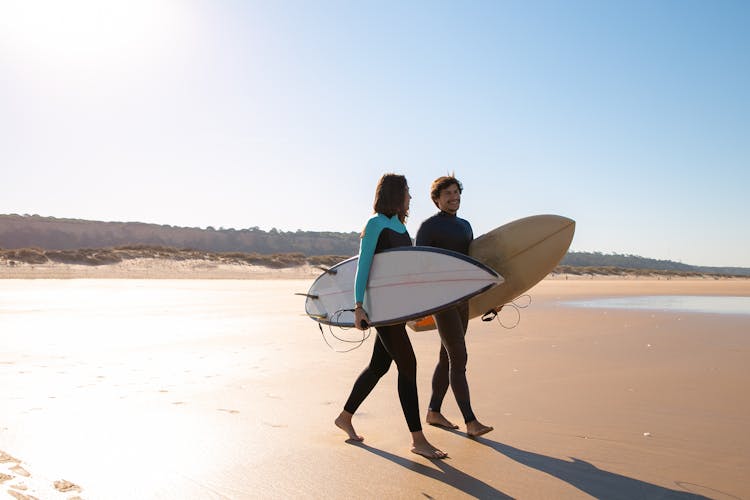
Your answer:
[317,266,337,275]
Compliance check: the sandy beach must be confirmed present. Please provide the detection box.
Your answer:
[1,264,749,499]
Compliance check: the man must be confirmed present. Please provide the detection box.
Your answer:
[416,175,493,437]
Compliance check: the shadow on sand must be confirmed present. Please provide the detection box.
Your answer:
[474,436,721,500]
[349,440,512,499]
[352,434,732,499]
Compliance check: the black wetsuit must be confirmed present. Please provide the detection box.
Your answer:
[416,211,477,423]
[343,225,422,432]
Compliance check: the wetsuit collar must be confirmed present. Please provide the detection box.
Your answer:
[438,210,457,217]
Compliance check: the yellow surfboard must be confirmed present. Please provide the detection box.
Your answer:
[407,214,575,331]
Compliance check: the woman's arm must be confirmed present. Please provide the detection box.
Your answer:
[354,217,381,305]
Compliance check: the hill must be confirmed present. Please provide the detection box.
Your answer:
[2,214,749,277]
[559,252,750,277]
[0,214,359,256]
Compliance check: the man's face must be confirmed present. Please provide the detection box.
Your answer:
[436,183,461,214]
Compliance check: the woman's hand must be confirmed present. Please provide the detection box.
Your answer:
[354,306,370,330]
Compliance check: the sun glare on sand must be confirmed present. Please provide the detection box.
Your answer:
[0,0,190,64]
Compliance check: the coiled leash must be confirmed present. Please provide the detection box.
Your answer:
[481,294,532,329]
[318,308,372,353]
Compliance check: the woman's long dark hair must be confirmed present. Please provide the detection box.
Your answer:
[373,173,408,223]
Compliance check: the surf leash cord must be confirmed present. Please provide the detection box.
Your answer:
[481,294,532,329]
[318,308,372,353]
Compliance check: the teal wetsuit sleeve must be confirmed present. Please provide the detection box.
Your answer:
[354,217,383,304]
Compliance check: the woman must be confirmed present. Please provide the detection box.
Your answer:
[335,173,447,459]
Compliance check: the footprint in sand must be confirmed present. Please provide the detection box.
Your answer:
[54,479,82,493]
[10,464,30,477]
[0,450,18,464]
[1,449,83,499]
[217,408,240,414]
[262,421,287,428]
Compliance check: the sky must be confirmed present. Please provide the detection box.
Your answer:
[1,0,748,268]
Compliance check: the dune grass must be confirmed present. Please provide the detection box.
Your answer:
[1,247,744,278]
[0,246,347,269]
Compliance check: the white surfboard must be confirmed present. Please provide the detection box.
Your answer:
[304,247,503,328]
[408,214,575,331]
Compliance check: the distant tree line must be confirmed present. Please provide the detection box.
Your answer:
[560,251,750,277]
[0,245,344,268]
[0,214,360,256]
[2,215,748,276]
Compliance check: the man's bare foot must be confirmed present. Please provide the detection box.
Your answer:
[335,411,364,441]
[411,444,448,459]
[426,411,458,430]
[466,419,493,438]
[411,431,447,459]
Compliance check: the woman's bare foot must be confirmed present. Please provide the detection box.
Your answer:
[335,411,364,441]
[466,419,493,438]
[411,431,447,459]
[426,411,459,430]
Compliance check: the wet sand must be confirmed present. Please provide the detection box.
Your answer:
[1,275,748,499]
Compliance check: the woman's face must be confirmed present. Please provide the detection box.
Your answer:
[403,185,412,212]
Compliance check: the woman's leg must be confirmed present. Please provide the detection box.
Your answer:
[336,333,392,440]
[377,324,447,458]
[375,324,420,431]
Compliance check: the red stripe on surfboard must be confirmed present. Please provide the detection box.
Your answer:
[316,276,500,298]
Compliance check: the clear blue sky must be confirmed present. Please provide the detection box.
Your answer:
[1,1,748,267]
